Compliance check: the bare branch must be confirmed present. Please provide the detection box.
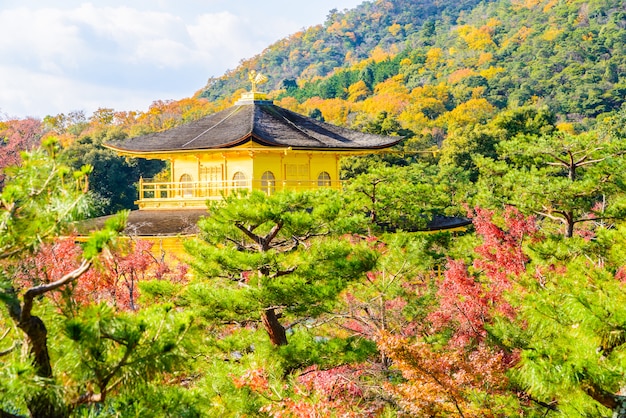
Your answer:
[535,211,567,224]
[21,259,91,321]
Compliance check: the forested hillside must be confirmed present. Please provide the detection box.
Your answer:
[200,0,489,100]
[3,0,626,416]
[202,0,626,124]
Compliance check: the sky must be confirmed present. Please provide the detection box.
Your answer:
[0,0,364,120]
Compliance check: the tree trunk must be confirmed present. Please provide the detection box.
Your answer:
[19,316,69,418]
[261,308,288,346]
[564,211,575,238]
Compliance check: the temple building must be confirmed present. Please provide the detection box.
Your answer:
[84,86,406,251]
[105,91,402,210]
[79,82,469,253]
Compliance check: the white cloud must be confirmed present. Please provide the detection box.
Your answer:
[0,0,365,119]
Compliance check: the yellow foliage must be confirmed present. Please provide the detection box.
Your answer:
[312,39,325,50]
[511,0,542,9]
[439,98,497,128]
[518,26,534,41]
[410,83,450,103]
[448,68,477,84]
[556,122,577,135]
[403,98,446,122]
[479,66,505,80]
[388,23,402,36]
[398,108,431,132]
[457,25,496,50]
[502,26,534,47]
[543,0,558,11]
[361,91,410,117]
[373,75,409,95]
[471,86,486,99]
[425,48,444,68]
[400,58,412,67]
[542,27,563,41]
[345,51,357,65]
[347,80,371,102]
[275,97,303,114]
[370,46,391,63]
[301,97,352,125]
[485,18,501,29]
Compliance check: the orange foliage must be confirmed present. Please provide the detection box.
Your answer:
[275,97,304,114]
[503,26,534,47]
[448,68,477,84]
[379,334,512,417]
[477,52,494,66]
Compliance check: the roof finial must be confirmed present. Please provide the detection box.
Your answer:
[248,70,268,93]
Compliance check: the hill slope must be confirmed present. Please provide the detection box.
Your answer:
[199,0,626,124]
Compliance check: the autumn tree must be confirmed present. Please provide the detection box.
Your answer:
[0,141,192,417]
[0,117,42,188]
[0,140,121,417]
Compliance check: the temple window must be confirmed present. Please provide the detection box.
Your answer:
[261,171,276,194]
[232,171,248,189]
[317,171,331,187]
[179,174,193,197]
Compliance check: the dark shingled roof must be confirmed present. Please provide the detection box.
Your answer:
[74,210,205,237]
[106,100,403,153]
[75,210,470,237]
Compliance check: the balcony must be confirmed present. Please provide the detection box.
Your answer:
[136,178,343,209]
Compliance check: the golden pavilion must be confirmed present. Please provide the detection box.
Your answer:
[105,91,402,210]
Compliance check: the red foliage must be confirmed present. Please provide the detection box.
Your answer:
[429,206,537,346]
[235,364,386,418]
[0,118,43,186]
[17,237,187,311]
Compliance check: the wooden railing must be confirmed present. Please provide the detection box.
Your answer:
[136,178,342,208]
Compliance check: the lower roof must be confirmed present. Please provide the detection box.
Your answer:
[76,210,470,237]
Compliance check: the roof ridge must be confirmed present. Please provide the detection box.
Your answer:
[260,106,326,146]
[181,106,245,148]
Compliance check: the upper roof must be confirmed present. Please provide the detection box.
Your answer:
[106,98,403,154]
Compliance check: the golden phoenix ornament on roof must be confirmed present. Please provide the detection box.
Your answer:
[248,70,268,93]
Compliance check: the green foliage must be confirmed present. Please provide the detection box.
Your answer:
[475,129,626,236]
[62,134,164,216]
[493,229,626,416]
[344,163,467,233]
[184,190,378,346]
[0,140,92,259]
